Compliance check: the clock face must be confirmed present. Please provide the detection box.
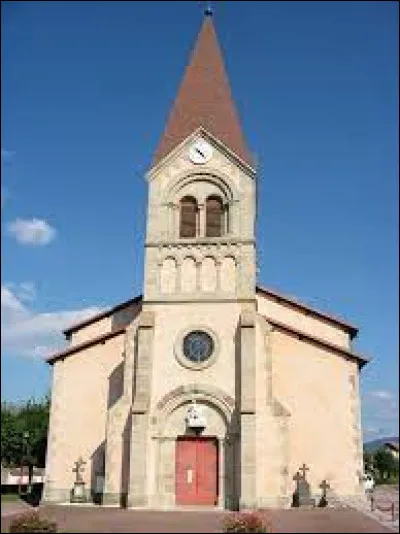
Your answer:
[188,139,213,164]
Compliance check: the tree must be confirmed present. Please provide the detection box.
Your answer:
[1,406,23,466]
[374,448,399,480]
[363,450,374,473]
[1,396,50,469]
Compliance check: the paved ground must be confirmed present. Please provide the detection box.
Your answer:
[0,504,397,533]
[1,500,32,518]
[269,508,397,533]
[360,485,399,531]
[373,485,399,518]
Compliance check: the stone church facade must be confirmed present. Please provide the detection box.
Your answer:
[43,13,368,509]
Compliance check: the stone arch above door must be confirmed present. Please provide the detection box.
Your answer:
[152,383,236,438]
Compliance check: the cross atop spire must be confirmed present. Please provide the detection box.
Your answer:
[152,11,252,168]
[204,1,213,17]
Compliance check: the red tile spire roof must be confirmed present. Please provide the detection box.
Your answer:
[152,12,252,167]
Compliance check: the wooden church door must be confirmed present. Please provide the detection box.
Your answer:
[175,437,218,505]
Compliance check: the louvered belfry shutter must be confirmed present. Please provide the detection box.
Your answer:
[180,197,197,238]
[206,197,223,237]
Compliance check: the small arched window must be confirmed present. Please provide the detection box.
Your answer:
[180,196,197,238]
[206,196,223,237]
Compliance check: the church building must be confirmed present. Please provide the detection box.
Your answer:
[43,11,368,509]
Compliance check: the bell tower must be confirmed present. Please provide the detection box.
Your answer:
[143,11,257,304]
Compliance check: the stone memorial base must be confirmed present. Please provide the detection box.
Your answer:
[299,498,316,507]
[70,481,87,503]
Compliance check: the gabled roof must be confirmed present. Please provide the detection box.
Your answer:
[263,316,368,368]
[48,285,365,366]
[257,285,359,339]
[152,13,252,168]
[60,285,357,339]
[47,327,126,365]
[62,295,142,337]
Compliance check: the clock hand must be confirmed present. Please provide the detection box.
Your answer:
[195,147,205,158]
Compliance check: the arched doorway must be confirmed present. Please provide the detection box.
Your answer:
[150,385,239,509]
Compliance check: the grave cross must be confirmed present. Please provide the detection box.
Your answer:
[72,457,86,483]
[299,463,309,479]
[319,479,330,497]
[293,471,303,489]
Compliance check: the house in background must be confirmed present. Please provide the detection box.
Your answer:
[384,442,399,459]
[1,465,45,487]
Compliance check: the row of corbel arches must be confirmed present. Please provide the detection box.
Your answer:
[159,255,238,294]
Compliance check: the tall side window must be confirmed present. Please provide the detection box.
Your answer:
[180,196,197,238]
[206,196,223,237]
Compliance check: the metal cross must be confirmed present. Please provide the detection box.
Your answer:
[299,463,309,479]
[72,457,86,483]
[319,479,330,496]
[203,1,213,16]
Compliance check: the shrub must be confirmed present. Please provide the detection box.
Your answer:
[223,511,271,533]
[374,448,399,480]
[9,511,57,533]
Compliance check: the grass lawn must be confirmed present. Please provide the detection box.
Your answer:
[375,477,399,485]
[1,493,22,502]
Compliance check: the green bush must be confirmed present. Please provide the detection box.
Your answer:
[223,511,271,533]
[9,511,57,533]
[375,475,399,485]
[372,448,399,481]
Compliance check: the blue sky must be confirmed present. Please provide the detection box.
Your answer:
[1,1,398,441]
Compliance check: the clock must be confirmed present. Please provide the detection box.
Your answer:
[188,139,213,164]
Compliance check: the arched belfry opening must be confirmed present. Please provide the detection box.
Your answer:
[206,195,224,237]
[179,196,198,238]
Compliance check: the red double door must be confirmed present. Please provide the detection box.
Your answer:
[175,437,218,506]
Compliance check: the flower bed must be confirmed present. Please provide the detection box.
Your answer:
[222,510,272,533]
[9,511,57,533]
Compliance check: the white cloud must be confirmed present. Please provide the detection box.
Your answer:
[369,390,393,400]
[1,148,15,161]
[362,388,399,441]
[1,286,27,316]
[7,218,57,246]
[1,283,106,359]
[17,282,36,302]
[6,282,36,303]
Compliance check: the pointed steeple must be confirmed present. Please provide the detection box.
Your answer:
[152,12,252,167]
